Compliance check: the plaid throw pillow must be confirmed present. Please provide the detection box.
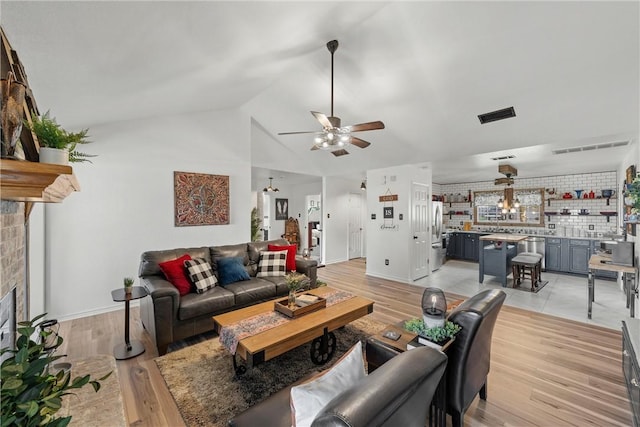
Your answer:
[256,251,287,277]
[184,258,217,293]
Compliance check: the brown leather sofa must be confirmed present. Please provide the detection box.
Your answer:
[139,239,317,355]
[228,345,448,427]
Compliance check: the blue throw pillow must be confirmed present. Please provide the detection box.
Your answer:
[217,257,250,286]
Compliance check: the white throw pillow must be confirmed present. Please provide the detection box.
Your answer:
[290,342,366,427]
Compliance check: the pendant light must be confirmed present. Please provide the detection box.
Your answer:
[262,177,279,193]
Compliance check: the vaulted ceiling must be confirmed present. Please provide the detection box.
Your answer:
[2,1,638,184]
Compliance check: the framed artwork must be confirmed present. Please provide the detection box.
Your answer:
[275,198,289,220]
[174,171,229,226]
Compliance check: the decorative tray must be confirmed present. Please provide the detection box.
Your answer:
[274,293,326,318]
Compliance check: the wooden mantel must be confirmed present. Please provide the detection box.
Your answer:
[0,159,80,203]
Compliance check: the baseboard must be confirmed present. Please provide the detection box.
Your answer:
[365,271,410,284]
[52,300,140,323]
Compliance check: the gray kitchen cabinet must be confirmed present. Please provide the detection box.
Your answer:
[545,238,563,271]
[463,233,477,261]
[568,239,591,274]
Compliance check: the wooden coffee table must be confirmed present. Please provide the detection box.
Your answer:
[212,286,374,374]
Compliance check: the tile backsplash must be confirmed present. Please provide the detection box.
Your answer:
[436,171,619,237]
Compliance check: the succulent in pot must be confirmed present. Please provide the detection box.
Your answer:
[124,277,135,295]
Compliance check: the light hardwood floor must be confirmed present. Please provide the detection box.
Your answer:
[57,259,632,426]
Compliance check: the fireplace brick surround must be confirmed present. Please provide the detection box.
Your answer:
[1,200,26,323]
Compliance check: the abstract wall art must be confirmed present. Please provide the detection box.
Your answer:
[174,171,229,226]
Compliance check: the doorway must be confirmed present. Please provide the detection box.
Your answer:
[411,182,430,281]
[305,194,322,264]
[348,192,363,259]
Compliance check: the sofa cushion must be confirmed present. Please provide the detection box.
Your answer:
[290,342,366,427]
[139,247,210,277]
[268,244,297,271]
[256,251,287,277]
[217,257,251,286]
[210,243,250,270]
[184,258,218,293]
[178,286,236,320]
[248,239,290,264]
[224,277,276,306]
[258,275,290,295]
[158,254,193,296]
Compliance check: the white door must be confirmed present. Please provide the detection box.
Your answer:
[262,194,271,241]
[411,183,430,280]
[348,193,363,259]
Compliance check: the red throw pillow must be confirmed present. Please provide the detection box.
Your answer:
[158,254,193,296]
[268,244,297,271]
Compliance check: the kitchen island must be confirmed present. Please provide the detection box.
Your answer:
[479,234,529,286]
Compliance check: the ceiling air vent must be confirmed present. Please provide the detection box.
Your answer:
[478,107,516,124]
[552,141,630,155]
[490,155,516,161]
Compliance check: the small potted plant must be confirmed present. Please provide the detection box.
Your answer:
[124,277,135,295]
[0,314,111,426]
[285,272,306,308]
[25,110,95,164]
[404,318,462,346]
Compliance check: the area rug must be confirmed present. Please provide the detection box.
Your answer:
[513,279,549,293]
[155,316,386,427]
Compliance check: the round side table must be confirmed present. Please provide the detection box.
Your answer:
[111,286,148,360]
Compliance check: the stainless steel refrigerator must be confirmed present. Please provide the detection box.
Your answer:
[431,201,446,271]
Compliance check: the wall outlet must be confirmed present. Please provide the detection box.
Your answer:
[385,259,389,265]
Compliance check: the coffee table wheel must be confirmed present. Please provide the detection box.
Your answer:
[310,331,336,365]
[232,355,247,376]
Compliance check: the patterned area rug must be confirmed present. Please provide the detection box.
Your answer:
[155,316,386,427]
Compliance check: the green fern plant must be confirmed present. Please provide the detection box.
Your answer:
[0,313,111,426]
[26,111,96,163]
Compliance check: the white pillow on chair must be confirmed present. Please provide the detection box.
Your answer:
[290,342,366,427]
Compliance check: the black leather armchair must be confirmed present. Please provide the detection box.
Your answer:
[445,289,506,427]
[228,345,447,427]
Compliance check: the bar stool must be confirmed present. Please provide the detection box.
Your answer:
[511,253,543,291]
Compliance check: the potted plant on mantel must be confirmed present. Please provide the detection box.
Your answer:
[25,111,95,165]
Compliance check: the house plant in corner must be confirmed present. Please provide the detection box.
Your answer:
[0,313,111,427]
[25,110,95,165]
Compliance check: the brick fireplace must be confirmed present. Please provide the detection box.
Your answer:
[1,200,27,324]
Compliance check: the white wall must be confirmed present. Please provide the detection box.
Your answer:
[27,204,45,318]
[365,164,431,283]
[44,109,252,320]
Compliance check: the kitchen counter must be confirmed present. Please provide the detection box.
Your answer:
[478,234,528,287]
[479,234,529,243]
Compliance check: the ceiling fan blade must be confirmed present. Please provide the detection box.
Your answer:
[350,137,371,149]
[310,145,320,151]
[278,130,318,135]
[332,149,349,157]
[311,111,333,129]
[347,121,385,132]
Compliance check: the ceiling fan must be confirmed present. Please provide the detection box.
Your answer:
[278,40,385,157]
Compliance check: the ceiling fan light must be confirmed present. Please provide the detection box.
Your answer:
[314,136,323,144]
[327,132,334,141]
[510,207,516,213]
[340,134,350,142]
[501,208,508,214]
[497,198,504,208]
